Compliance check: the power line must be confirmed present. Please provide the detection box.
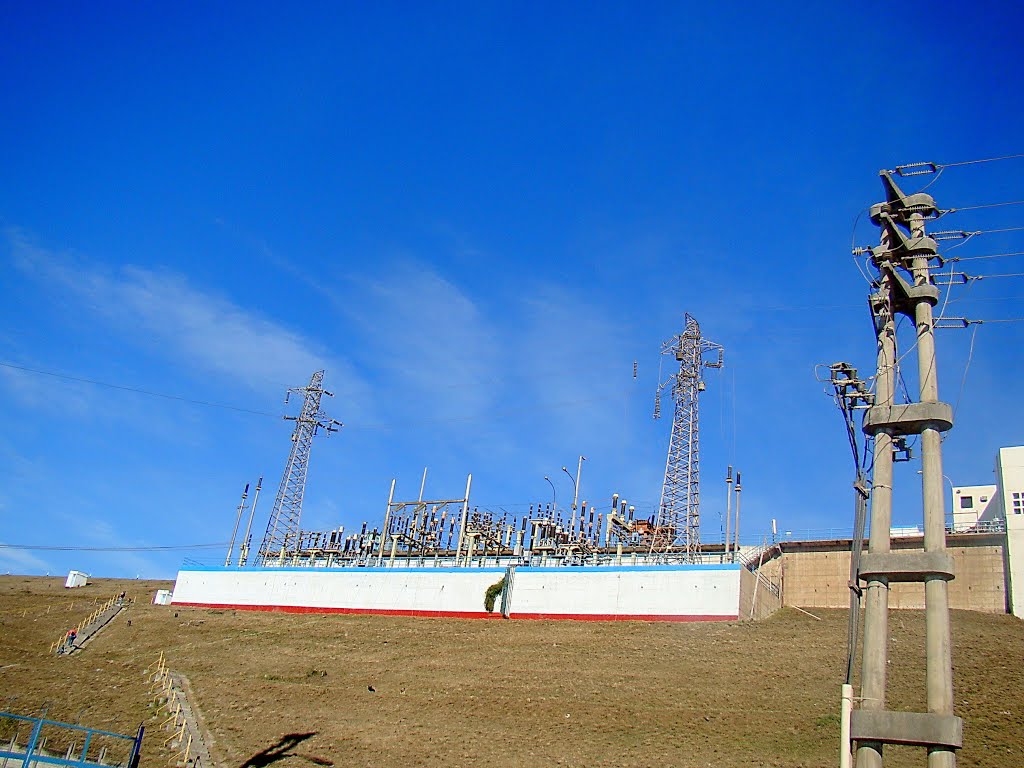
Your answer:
[948,294,1024,304]
[941,200,1024,215]
[942,152,1024,168]
[934,316,1024,328]
[0,361,279,418]
[971,272,1024,280]
[952,324,980,423]
[0,542,229,552]
[934,271,1024,285]
[947,250,1024,262]
[893,152,1024,176]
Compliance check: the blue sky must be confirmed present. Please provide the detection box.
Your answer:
[2,3,1022,578]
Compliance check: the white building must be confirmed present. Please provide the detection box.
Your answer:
[951,484,997,532]
[64,570,89,588]
[969,446,1024,617]
[996,447,1024,617]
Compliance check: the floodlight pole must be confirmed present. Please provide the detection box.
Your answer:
[563,456,586,534]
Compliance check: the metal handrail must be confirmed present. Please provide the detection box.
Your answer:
[0,712,142,768]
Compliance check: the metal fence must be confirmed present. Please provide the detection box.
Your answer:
[0,712,143,768]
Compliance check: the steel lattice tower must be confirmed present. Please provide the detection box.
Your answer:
[259,370,342,562]
[652,313,723,560]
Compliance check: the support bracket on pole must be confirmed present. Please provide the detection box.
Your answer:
[851,710,963,749]
[862,401,953,435]
[859,551,955,582]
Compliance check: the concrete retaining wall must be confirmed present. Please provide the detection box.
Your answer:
[171,564,742,622]
[774,535,1008,613]
[738,567,783,621]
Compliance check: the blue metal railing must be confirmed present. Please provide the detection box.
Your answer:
[769,518,1006,543]
[0,712,143,768]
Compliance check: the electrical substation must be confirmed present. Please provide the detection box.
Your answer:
[173,313,752,622]
[165,157,1024,768]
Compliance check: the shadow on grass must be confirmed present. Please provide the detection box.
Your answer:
[241,732,334,767]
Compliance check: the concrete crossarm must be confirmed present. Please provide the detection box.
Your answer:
[859,551,955,583]
[851,710,962,749]
[862,401,953,436]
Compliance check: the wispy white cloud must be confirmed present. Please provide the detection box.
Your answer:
[342,261,500,422]
[0,363,96,415]
[7,230,370,409]
[0,543,52,575]
[49,516,167,579]
[513,282,635,417]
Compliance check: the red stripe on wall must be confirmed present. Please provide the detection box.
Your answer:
[171,601,737,622]
[508,612,736,622]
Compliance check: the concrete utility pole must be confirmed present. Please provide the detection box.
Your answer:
[851,172,960,767]
[724,466,734,562]
[225,483,250,567]
[238,476,263,567]
[732,472,742,558]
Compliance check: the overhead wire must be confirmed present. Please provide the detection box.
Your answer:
[940,200,1024,216]
[951,324,980,423]
[0,361,280,418]
[966,271,1024,281]
[890,152,1024,195]
[0,542,229,552]
[947,250,1024,263]
[893,152,1024,176]
[939,152,1024,168]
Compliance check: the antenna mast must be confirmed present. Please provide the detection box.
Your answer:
[259,370,342,563]
[653,313,723,561]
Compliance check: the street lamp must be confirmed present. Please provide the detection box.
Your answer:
[543,476,557,516]
[917,469,955,530]
[561,456,586,534]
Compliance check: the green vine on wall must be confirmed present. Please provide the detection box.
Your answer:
[484,577,506,613]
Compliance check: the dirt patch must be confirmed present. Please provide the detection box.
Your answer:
[2,576,1022,767]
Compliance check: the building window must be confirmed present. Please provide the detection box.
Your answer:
[960,496,974,509]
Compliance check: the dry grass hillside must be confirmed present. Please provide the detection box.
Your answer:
[1,575,1022,768]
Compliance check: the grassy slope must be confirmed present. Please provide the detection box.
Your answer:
[1,576,1022,768]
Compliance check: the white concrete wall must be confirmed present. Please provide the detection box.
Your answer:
[172,564,742,621]
[1007,515,1024,618]
[172,566,507,618]
[997,447,1024,520]
[508,565,739,620]
[998,447,1024,617]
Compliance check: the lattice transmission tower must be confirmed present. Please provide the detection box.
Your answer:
[259,370,342,563]
[652,313,723,561]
